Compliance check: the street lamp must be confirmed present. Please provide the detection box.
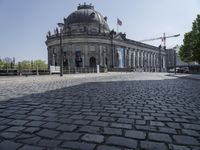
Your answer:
[158,45,162,72]
[173,45,178,74]
[58,23,64,77]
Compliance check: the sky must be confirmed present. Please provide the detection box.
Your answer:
[0,0,199,62]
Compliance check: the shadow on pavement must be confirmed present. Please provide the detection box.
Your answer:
[0,78,200,150]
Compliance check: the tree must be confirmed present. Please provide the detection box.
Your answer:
[33,60,48,70]
[20,60,31,70]
[179,14,200,63]
[0,58,4,69]
[19,60,47,70]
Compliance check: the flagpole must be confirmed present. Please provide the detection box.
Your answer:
[117,17,118,33]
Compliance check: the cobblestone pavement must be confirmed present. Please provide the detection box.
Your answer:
[0,73,200,150]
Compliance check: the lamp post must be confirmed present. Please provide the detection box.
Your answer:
[58,23,64,77]
[174,49,176,74]
[173,46,178,74]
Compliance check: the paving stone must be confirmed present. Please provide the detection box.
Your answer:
[100,116,116,122]
[106,136,137,149]
[117,118,135,124]
[42,122,60,129]
[140,141,167,150]
[0,132,19,139]
[91,121,109,127]
[56,124,77,132]
[149,132,172,143]
[96,145,122,150]
[37,129,60,138]
[57,132,81,140]
[38,139,61,148]
[158,127,177,134]
[111,123,132,129]
[9,114,27,119]
[8,120,28,126]
[62,141,96,150]
[26,116,44,121]
[173,135,200,145]
[78,126,100,134]
[19,145,44,150]
[6,126,25,132]
[103,127,122,135]
[191,146,200,150]
[135,125,157,132]
[16,133,34,140]
[156,117,173,121]
[58,118,73,124]
[85,115,100,121]
[167,122,182,129]
[23,127,40,134]
[0,118,13,125]
[182,124,200,131]
[25,121,46,127]
[0,140,22,150]
[168,144,191,150]
[150,121,165,127]
[81,134,104,143]
[70,115,84,119]
[19,136,41,145]
[73,120,90,125]
[181,129,200,137]
[125,130,146,139]
[144,116,155,121]
[136,120,146,125]
[0,125,9,131]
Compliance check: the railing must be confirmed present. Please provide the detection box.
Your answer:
[0,69,49,76]
[0,67,106,76]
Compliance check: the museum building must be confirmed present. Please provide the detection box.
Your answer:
[45,3,166,72]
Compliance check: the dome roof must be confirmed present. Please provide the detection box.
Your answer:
[64,4,110,32]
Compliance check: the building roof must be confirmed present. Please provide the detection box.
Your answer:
[64,3,110,31]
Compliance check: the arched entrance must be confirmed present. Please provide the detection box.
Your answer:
[105,57,108,67]
[75,51,82,67]
[116,52,119,67]
[90,57,96,68]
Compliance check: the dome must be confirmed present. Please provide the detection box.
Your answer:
[64,4,110,33]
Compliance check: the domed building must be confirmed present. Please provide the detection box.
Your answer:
[46,3,166,72]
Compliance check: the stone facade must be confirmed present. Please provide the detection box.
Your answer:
[46,3,166,72]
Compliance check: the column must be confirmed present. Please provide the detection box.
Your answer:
[153,53,156,70]
[150,52,153,71]
[138,50,140,68]
[137,50,140,68]
[132,49,136,67]
[141,51,144,68]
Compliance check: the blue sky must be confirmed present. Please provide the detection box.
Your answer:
[0,0,199,62]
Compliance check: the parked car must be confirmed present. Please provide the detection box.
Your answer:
[177,67,189,73]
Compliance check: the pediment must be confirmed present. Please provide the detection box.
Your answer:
[113,33,126,41]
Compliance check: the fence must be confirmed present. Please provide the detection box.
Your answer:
[0,67,107,76]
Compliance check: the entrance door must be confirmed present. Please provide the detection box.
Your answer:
[90,57,96,68]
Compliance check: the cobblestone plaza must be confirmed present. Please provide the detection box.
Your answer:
[0,73,200,150]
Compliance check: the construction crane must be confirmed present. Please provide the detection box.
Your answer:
[139,33,180,49]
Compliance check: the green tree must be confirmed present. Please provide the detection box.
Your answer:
[0,59,4,69]
[33,60,48,70]
[20,60,31,70]
[179,14,200,63]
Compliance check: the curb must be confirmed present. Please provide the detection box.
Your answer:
[168,74,200,81]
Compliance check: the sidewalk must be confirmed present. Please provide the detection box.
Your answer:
[168,73,200,81]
